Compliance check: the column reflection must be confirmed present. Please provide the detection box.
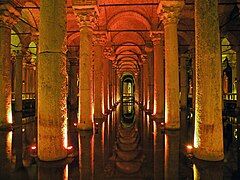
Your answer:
[79,131,94,179]
[164,130,180,180]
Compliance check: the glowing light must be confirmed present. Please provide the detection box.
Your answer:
[64,165,68,180]
[74,123,77,127]
[63,117,68,149]
[7,109,13,124]
[161,122,165,126]
[6,131,12,161]
[96,122,98,125]
[66,146,73,150]
[31,145,36,150]
[22,128,25,132]
[186,145,193,154]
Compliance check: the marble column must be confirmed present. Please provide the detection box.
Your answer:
[159,1,184,129]
[68,58,78,111]
[14,51,24,169]
[194,0,224,161]
[74,7,98,130]
[146,44,154,113]
[103,59,109,114]
[180,54,188,110]
[109,61,113,108]
[93,32,106,119]
[0,4,20,125]
[38,0,68,161]
[151,32,164,119]
[142,55,149,110]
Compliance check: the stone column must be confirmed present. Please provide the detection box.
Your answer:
[180,54,188,110]
[73,6,98,130]
[146,44,154,113]
[38,0,68,161]
[109,61,113,108]
[151,32,164,119]
[142,55,149,110]
[194,0,224,161]
[14,51,24,169]
[159,1,184,129]
[103,59,109,114]
[68,58,78,111]
[93,32,106,119]
[0,3,20,126]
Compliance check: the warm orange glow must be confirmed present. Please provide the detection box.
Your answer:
[186,145,193,150]
[153,99,157,115]
[153,121,157,152]
[102,122,105,158]
[6,131,12,161]
[63,117,68,149]
[91,135,94,176]
[64,165,68,180]
[7,109,13,124]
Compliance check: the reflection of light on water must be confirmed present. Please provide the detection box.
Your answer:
[164,134,168,169]
[147,115,150,136]
[193,164,200,180]
[234,128,238,139]
[91,135,94,176]
[102,122,105,154]
[153,121,157,152]
[63,117,68,149]
[64,165,68,180]
[6,131,12,161]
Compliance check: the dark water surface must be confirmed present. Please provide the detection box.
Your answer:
[0,104,239,179]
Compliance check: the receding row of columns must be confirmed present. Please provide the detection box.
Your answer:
[0,0,231,162]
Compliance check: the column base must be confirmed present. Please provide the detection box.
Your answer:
[194,147,224,161]
[77,122,93,131]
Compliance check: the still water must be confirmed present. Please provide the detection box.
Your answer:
[0,104,239,179]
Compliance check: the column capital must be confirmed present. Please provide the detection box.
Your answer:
[73,6,99,29]
[158,1,184,26]
[150,31,163,45]
[141,54,148,64]
[103,46,115,61]
[93,31,107,46]
[0,3,21,28]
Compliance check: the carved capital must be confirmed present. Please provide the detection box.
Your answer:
[0,3,20,28]
[158,1,184,26]
[150,31,162,45]
[93,32,107,46]
[141,54,148,63]
[73,6,99,29]
[103,46,115,61]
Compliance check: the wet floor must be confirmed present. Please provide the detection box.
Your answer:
[0,104,240,180]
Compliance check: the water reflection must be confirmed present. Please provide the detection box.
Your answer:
[1,105,240,179]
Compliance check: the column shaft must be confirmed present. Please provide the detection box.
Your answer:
[93,36,105,119]
[79,26,94,129]
[103,59,109,113]
[38,0,67,161]
[165,22,180,128]
[180,55,188,109]
[194,0,224,161]
[152,34,164,119]
[0,23,12,125]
